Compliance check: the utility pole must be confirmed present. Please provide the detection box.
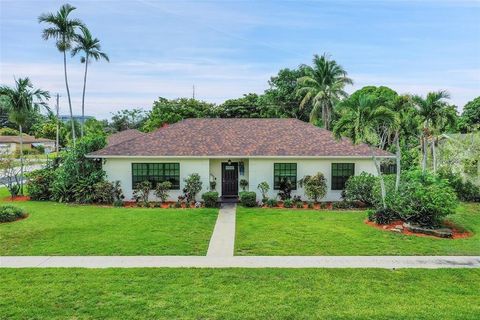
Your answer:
[55,93,60,153]
[192,84,195,99]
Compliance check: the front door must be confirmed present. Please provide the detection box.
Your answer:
[222,162,238,197]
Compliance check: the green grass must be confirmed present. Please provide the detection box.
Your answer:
[236,203,480,256]
[0,192,218,255]
[0,268,478,319]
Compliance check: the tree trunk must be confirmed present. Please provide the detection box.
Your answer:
[431,137,437,173]
[395,130,401,191]
[19,124,24,196]
[80,55,89,138]
[421,134,427,173]
[63,49,76,147]
[371,148,386,209]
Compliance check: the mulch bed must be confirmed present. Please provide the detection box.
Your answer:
[3,196,30,202]
[365,219,472,239]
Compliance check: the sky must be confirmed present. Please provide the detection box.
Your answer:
[0,0,479,119]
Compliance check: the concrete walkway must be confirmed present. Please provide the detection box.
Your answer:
[1,256,479,269]
[206,203,236,257]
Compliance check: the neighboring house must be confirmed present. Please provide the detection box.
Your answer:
[0,135,56,154]
[58,115,94,123]
[107,129,144,146]
[88,118,394,202]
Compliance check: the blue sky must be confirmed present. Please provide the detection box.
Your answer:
[1,0,479,119]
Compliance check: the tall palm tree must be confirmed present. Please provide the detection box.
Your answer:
[412,90,453,173]
[296,54,353,129]
[39,3,85,146]
[71,27,109,137]
[0,78,50,195]
[333,94,395,208]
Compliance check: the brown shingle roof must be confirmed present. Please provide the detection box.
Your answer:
[107,129,144,146]
[0,135,54,143]
[90,118,394,157]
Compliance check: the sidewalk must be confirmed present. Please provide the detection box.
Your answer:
[1,256,479,268]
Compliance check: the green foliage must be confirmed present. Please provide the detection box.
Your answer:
[239,179,248,191]
[266,198,278,207]
[332,200,355,209]
[92,180,124,204]
[239,191,257,207]
[0,127,19,136]
[344,172,377,206]
[298,172,327,202]
[283,199,293,208]
[26,165,56,200]
[215,94,264,118]
[51,135,107,203]
[459,96,480,132]
[143,98,215,132]
[438,167,480,202]
[133,181,151,206]
[348,86,398,108]
[367,208,398,224]
[257,181,270,201]
[109,108,147,132]
[183,173,203,202]
[201,191,219,208]
[277,178,294,200]
[0,205,27,223]
[154,181,172,203]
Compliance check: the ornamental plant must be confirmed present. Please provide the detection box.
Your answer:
[133,180,151,206]
[257,181,270,201]
[239,179,248,191]
[184,173,202,202]
[344,172,377,206]
[154,181,172,203]
[298,172,327,203]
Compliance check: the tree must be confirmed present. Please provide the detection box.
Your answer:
[333,94,395,208]
[109,108,147,132]
[39,3,85,146]
[71,27,109,137]
[215,93,263,118]
[298,172,327,202]
[412,91,455,173]
[459,96,480,132]
[296,54,353,129]
[0,77,50,194]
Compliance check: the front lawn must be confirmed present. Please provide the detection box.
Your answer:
[0,194,218,255]
[0,268,478,319]
[235,203,480,256]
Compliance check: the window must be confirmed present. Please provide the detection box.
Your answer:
[331,163,355,190]
[132,163,180,189]
[380,162,397,175]
[274,163,297,190]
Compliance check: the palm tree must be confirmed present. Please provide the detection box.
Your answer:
[296,54,353,129]
[39,3,85,146]
[0,78,50,195]
[412,91,454,173]
[333,94,395,208]
[71,27,109,137]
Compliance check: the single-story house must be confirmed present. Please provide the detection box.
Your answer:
[0,135,56,154]
[107,129,145,146]
[88,118,395,202]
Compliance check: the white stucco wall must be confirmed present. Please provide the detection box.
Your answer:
[102,156,380,202]
[103,157,210,201]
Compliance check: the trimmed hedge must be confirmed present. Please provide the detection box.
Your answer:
[0,205,27,223]
[202,191,219,208]
[239,191,257,207]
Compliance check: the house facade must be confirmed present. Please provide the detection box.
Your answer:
[0,135,56,154]
[88,119,394,202]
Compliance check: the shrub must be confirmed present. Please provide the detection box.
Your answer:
[298,173,327,202]
[240,191,257,207]
[202,191,219,208]
[438,168,480,202]
[266,198,278,207]
[277,178,294,200]
[133,180,151,206]
[283,199,293,208]
[332,200,355,209]
[371,174,396,209]
[257,181,270,202]
[344,172,377,206]
[387,170,458,226]
[0,127,19,136]
[154,181,172,202]
[367,208,398,225]
[26,166,55,200]
[239,179,248,191]
[92,180,124,204]
[296,201,304,208]
[307,201,314,209]
[0,205,27,223]
[184,173,203,202]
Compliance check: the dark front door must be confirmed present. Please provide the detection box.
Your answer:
[222,162,238,197]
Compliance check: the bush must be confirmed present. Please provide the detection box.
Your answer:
[0,128,19,136]
[387,170,458,226]
[154,181,172,202]
[307,201,314,209]
[257,181,270,202]
[266,198,278,207]
[26,166,56,200]
[92,180,124,204]
[298,173,327,202]
[184,173,203,202]
[202,191,219,208]
[0,205,27,223]
[371,174,396,209]
[239,191,257,207]
[332,200,355,209]
[438,168,480,202]
[277,178,294,200]
[367,208,398,225]
[239,179,248,191]
[283,199,293,208]
[344,172,377,206]
[133,181,151,206]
